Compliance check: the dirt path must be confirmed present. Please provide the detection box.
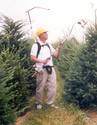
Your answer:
[15,112,31,125]
[15,109,97,125]
[85,110,97,125]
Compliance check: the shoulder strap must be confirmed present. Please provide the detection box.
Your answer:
[35,42,51,58]
[45,44,51,55]
[36,42,41,58]
[45,44,50,50]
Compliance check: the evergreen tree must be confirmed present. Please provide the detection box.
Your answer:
[0,50,16,125]
[0,16,36,124]
[64,26,97,108]
[0,16,36,97]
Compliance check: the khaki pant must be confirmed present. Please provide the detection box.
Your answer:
[36,68,56,104]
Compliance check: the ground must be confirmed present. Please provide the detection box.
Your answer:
[15,69,97,125]
[15,108,97,125]
[85,109,97,125]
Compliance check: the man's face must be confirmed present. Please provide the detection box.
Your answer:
[39,32,48,42]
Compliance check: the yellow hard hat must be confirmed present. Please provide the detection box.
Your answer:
[35,27,47,37]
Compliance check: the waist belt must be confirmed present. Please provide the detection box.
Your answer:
[43,65,54,74]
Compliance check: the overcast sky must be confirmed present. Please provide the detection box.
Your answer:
[0,0,97,42]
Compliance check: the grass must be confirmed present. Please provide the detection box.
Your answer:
[15,68,88,125]
[20,105,87,125]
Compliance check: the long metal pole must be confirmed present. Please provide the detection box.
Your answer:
[69,23,76,36]
[26,6,50,29]
[95,9,97,28]
[26,6,50,12]
[27,11,32,29]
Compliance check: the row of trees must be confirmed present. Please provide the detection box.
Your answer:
[64,27,97,108]
[0,16,36,125]
[55,25,97,108]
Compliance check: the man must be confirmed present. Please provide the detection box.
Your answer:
[30,27,62,109]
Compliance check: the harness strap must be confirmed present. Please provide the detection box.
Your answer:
[35,42,51,58]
